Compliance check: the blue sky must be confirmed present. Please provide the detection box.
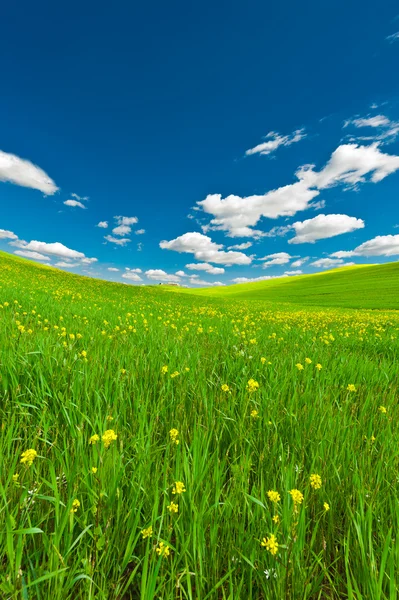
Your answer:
[1,0,399,286]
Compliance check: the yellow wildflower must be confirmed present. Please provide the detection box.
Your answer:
[378,405,387,414]
[296,363,304,371]
[267,490,281,503]
[172,481,186,495]
[305,357,312,364]
[70,499,80,513]
[91,467,98,474]
[261,357,267,364]
[156,542,170,557]
[161,365,168,374]
[20,449,37,467]
[141,526,153,539]
[272,514,280,524]
[221,384,230,392]
[347,384,356,392]
[250,409,259,419]
[89,434,100,445]
[315,363,322,371]
[167,502,179,514]
[247,379,259,393]
[169,428,179,444]
[261,534,278,556]
[323,502,330,512]
[310,474,322,490]
[289,489,304,505]
[170,371,180,378]
[102,429,117,448]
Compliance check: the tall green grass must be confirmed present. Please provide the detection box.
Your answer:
[0,252,399,599]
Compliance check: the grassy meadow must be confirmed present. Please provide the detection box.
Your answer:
[1,251,399,599]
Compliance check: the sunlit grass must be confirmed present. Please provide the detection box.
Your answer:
[0,251,398,599]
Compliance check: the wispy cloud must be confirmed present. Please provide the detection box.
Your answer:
[0,149,58,194]
[245,128,306,157]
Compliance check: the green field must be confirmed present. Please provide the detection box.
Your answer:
[1,251,399,599]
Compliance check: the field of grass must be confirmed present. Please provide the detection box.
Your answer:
[175,262,399,310]
[1,251,399,599]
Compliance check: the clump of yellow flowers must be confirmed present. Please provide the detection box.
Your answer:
[247,379,259,393]
[141,526,153,539]
[167,501,178,514]
[221,383,230,392]
[289,489,304,506]
[261,534,278,556]
[102,429,117,449]
[310,473,322,490]
[347,384,357,392]
[70,499,80,513]
[267,490,281,503]
[172,481,186,495]
[89,434,100,445]
[156,542,170,557]
[169,428,179,444]
[20,448,38,467]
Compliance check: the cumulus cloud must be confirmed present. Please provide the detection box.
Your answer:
[97,221,108,228]
[189,278,224,286]
[291,257,309,267]
[289,213,364,244]
[311,258,347,268]
[104,235,131,246]
[185,262,225,274]
[259,252,292,268]
[64,199,86,209]
[112,216,138,237]
[125,267,142,273]
[135,229,145,235]
[14,250,50,262]
[284,270,302,275]
[227,241,253,250]
[231,275,286,284]
[122,271,142,282]
[107,267,120,272]
[145,269,181,283]
[0,228,18,240]
[12,238,97,267]
[175,270,187,276]
[160,232,251,265]
[245,128,306,156]
[330,234,399,258]
[196,143,399,237]
[0,149,58,194]
[55,261,79,268]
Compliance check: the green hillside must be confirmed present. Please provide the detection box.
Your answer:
[176,263,399,310]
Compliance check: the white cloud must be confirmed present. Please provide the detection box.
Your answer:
[284,270,302,275]
[189,278,224,286]
[112,216,138,237]
[289,213,364,244]
[81,257,98,264]
[145,269,181,283]
[259,252,292,268]
[185,262,225,274]
[311,258,346,268]
[0,149,58,194]
[386,32,399,43]
[71,193,88,201]
[64,199,86,209]
[345,115,391,128]
[22,240,84,259]
[0,228,18,240]
[97,221,108,228]
[122,271,142,282]
[14,250,50,262]
[125,267,142,273]
[175,270,187,276]
[227,241,253,250]
[55,261,79,268]
[330,234,399,258]
[197,143,399,237]
[108,267,120,272]
[231,275,285,284]
[291,257,309,267]
[104,235,131,246]
[135,229,145,235]
[160,232,252,265]
[245,128,306,156]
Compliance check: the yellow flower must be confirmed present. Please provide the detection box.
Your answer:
[70,499,80,513]
[161,365,168,374]
[156,541,170,557]
[310,473,322,490]
[12,473,20,485]
[323,502,330,512]
[289,489,304,505]
[170,371,180,378]
[106,415,114,422]
[296,363,304,371]
[20,448,37,467]
[305,357,312,364]
[169,428,179,444]
[347,384,356,392]
[102,429,117,448]
[89,434,100,445]
[272,514,280,524]
[315,363,322,371]
[261,534,278,556]
[267,490,281,503]
[80,350,87,358]
[261,357,267,364]
[120,368,126,375]
[172,481,186,495]
[91,467,98,474]
[247,379,259,393]
[250,409,259,419]
[378,405,387,414]
[141,526,153,539]
[167,502,179,514]
[221,384,230,392]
